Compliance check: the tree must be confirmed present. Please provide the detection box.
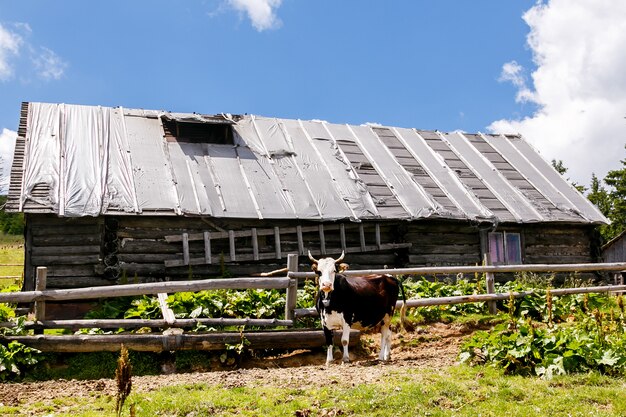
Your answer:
[552,159,586,193]
[587,173,612,239]
[602,146,626,240]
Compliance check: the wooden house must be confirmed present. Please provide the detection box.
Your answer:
[6,102,608,295]
[602,230,626,284]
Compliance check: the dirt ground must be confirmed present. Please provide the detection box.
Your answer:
[0,322,477,407]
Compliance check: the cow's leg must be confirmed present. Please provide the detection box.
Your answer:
[341,321,351,363]
[379,314,392,361]
[323,326,334,365]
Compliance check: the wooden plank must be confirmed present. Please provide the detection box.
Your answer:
[319,224,326,255]
[182,233,190,266]
[359,224,366,251]
[340,223,346,251]
[375,223,381,249]
[34,267,47,322]
[252,228,259,261]
[203,231,212,264]
[157,293,176,325]
[274,227,282,259]
[285,254,299,321]
[229,230,236,261]
[297,225,304,255]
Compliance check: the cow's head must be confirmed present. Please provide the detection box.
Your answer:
[308,251,345,293]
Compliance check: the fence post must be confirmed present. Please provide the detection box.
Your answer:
[285,254,299,322]
[34,267,47,334]
[484,253,497,314]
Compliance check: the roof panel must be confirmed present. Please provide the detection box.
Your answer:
[9,103,607,225]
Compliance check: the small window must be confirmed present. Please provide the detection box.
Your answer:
[162,118,234,145]
[488,231,522,265]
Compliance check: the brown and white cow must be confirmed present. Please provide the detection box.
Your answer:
[309,251,406,365]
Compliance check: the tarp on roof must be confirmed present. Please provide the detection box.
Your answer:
[11,102,609,224]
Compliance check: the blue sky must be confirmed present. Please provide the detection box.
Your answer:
[1,0,625,190]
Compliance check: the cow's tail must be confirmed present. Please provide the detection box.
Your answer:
[397,277,408,332]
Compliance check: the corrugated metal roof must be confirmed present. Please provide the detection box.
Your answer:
[6,102,608,224]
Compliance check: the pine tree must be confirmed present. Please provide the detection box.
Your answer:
[603,146,626,240]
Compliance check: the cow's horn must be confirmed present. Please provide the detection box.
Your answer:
[308,250,319,263]
[334,251,345,263]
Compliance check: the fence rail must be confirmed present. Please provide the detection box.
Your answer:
[0,257,625,352]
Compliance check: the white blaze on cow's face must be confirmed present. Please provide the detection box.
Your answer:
[309,251,345,294]
[316,257,338,293]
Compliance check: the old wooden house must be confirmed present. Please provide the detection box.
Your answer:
[6,102,608,294]
[602,230,626,284]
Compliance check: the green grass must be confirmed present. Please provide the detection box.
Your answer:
[3,365,626,416]
[0,234,24,289]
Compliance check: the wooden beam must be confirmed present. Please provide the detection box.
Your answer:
[157,293,176,325]
[285,254,298,321]
[274,227,282,259]
[359,224,366,251]
[34,267,47,322]
[340,223,346,251]
[229,230,236,261]
[182,233,190,266]
[319,224,326,255]
[2,318,294,330]
[203,231,212,264]
[0,277,293,303]
[0,330,360,353]
[252,228,259,261]
[297,225,304,255]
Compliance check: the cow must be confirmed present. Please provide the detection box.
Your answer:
[309,251,406,365]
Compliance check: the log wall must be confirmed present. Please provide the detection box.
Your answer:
[23,214,601,290]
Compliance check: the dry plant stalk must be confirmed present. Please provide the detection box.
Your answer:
[116,344,133,417]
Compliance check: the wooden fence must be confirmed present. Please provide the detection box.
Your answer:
[0,256,625,352]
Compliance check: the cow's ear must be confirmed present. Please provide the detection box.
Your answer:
[311,263,317,271]
[338,263,349,273]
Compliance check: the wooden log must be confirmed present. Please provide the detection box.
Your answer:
[0,277,293,303]
[288,262,626,279]
[34,267,47,322]
[31,245,101,256]
[0,329,360,352]
[251,228,259,261]
[484,253,497,314]
[285,254,298,321]
[31,255,101,265]
[0,318,295,330]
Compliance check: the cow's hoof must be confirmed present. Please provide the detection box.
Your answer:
[342,358,350,364]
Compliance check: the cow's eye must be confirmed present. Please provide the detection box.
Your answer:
[314,270,322,276]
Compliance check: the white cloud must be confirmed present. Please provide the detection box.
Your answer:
[32,46,67,80]
[227,0,283,31]
[489,0,626,187]
[0,129,17,194]
[0,23,22,80]
[0,22,67,82]
[498,61,535,103]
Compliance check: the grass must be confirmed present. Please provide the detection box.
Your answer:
[0,233,24,289]
[3,365,626,416]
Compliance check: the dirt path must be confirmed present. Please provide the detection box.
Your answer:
[0,323,475,407]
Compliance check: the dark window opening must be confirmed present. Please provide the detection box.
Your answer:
[488,231,522,265]
[162,119,234,145]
